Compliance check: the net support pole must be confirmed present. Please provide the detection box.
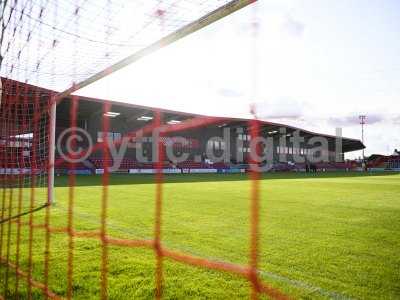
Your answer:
[47,98,56,204]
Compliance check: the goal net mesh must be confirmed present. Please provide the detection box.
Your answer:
[0,79,50,218]
[2,0,250,92]
[0,0,289,299]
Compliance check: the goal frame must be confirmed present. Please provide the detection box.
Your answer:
[46,0,256,205]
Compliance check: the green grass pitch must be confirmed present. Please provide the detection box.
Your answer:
[1,172,399,299]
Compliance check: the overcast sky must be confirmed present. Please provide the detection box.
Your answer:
[77,0,400,158]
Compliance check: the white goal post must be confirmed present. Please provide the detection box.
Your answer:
[48,99,56,204]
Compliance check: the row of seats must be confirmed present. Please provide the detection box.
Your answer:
[55,156,359,172]
[271,162,353,172]
[55,156,90,170]
[89,157,230,170]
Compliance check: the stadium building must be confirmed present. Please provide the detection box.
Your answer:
[1,79,365,175]
[58,97,366,171]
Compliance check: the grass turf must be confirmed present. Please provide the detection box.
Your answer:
[0,172,399,299]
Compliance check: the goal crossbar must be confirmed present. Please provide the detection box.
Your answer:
[53,0,256,102]
[46,0,256,205]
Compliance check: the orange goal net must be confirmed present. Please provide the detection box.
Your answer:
[0,0,289,299]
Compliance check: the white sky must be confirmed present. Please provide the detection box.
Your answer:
[77,0,400,158]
